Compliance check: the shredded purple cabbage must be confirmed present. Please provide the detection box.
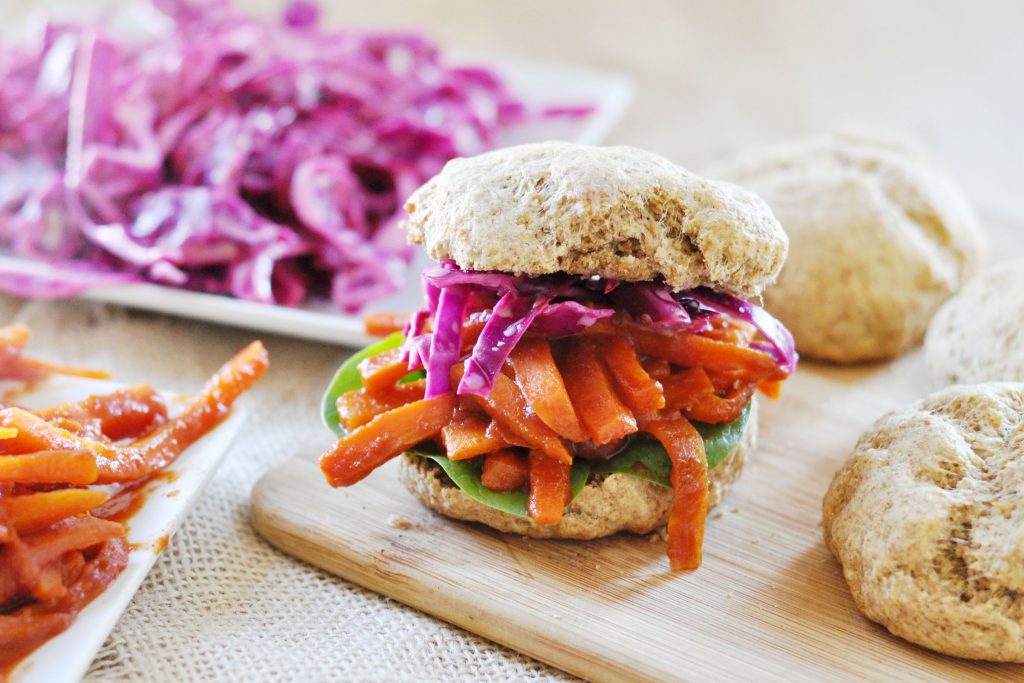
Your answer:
[0,0,592,311]
[409,265,798,399]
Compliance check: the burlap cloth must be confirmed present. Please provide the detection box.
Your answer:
[1,295,572,682]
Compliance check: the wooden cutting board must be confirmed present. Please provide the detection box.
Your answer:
[251,347,1023,682]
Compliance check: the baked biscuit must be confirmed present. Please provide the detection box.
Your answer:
[714,132,985,363]
[925,259,1024,385]
[404,141,788,299]
[823,383,1024,662]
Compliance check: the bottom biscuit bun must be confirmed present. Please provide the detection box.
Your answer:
[398,398,757,540]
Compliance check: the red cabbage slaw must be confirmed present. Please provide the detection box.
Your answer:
[404,263,798,399]
[0,0,592,312]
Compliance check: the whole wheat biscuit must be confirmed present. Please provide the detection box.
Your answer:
[925,259,1024,386]
[404,142,787,299]
[713,132,985,363]
[822,383,1024,662]
[399,398,757,540]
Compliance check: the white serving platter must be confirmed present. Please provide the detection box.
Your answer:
[4,376,245,683]
[0,56,632,349]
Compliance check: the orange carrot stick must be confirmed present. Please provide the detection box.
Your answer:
[527,450,571,525]
[6,490,111,533]
[624,326,787,383]
[363,311,410,337]
[592,335,665,416]
[320,394,454,487]
[758,379,784,400]
[480,449,529,492]
[33,385,168,441]
[557,339,637,446]
[662,368,755,424]
[0,451,97,484]
[336,380,426,432]
[357,348,412,394]
[642,416,708,570]
[440,411,507,461]
[464,370,572,465]
[508,338,588,442]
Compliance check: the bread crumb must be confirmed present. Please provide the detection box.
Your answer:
[730,507,740,514]
[387,514,412,530]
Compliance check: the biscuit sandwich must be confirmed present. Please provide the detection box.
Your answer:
[319,142,796,570]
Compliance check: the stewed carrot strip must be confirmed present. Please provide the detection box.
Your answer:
[701,316,759,345]
[527,450,571,525]
[320,394,454,487]
[642,416,708,570]
[2,341,268,483]
[440,411,507,461]
[357,348,411,394]
[508,338,588,442]
[363,311,410,337]
[33,385,168,441]
[556,339,637,446]
[484,420,530,449]
[6,490,111,533]
[661,368,755,424]
[623,325,787,383]
[480,450,529,493]
[641,358,672,380]
[0,427,16,440]
[758,379,784,400]
[463,369,572,465]
[336,380,426,432]
[592,335,665,416]
[0,451,97,485]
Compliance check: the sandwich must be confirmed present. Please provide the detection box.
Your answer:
[318,142,796,570]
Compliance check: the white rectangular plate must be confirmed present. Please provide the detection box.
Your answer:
[0,56,632,350]
[4,376,244,683]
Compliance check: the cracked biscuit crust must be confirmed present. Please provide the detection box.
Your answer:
[403,142,788,299]
[823,383,1024,662]
[714,132,986,363]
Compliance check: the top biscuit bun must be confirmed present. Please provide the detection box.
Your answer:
[404,142,788,299]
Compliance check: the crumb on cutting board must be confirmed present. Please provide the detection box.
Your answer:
[387,514,412,530]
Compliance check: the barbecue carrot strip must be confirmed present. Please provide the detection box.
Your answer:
[363,311,410,337]
[320,394,454,487]
[480,450,529,492]
[464,370,572,465]
[508,338,588,442]
[357,348,411,394]
[557,339,637,446]
[642,416,708,570]
[0,427,16,440]
[662,368,755,424]
[592,335,665,415]
[441,411,508,461]
[336,380,426,432]
[0,451,97,484]
[6,490,111,533]
[33,385,168,441]
[758,379,784,400]
[527,450,571,525]
[623,326,787,382]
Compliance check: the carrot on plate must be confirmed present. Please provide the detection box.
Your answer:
[592,335,665,416]
[5,490,111,533]
[0,451,97,485]
[508,338,588,442]
[363,311,410,337]
[556,339,638,446]
[336,379,426,432]
[33,385,168,442]
[480,449,529,492]
[642,416,708,571]
[527,449,571,525]
[320,394,454,487]
[440,410,507,460]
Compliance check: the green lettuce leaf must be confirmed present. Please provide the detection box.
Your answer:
[590,401,752,488]
[414,447,591,518]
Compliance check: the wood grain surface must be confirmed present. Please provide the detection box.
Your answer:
[252,347,1024,682]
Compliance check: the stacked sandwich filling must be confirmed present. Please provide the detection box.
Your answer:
[320,262,796,569]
